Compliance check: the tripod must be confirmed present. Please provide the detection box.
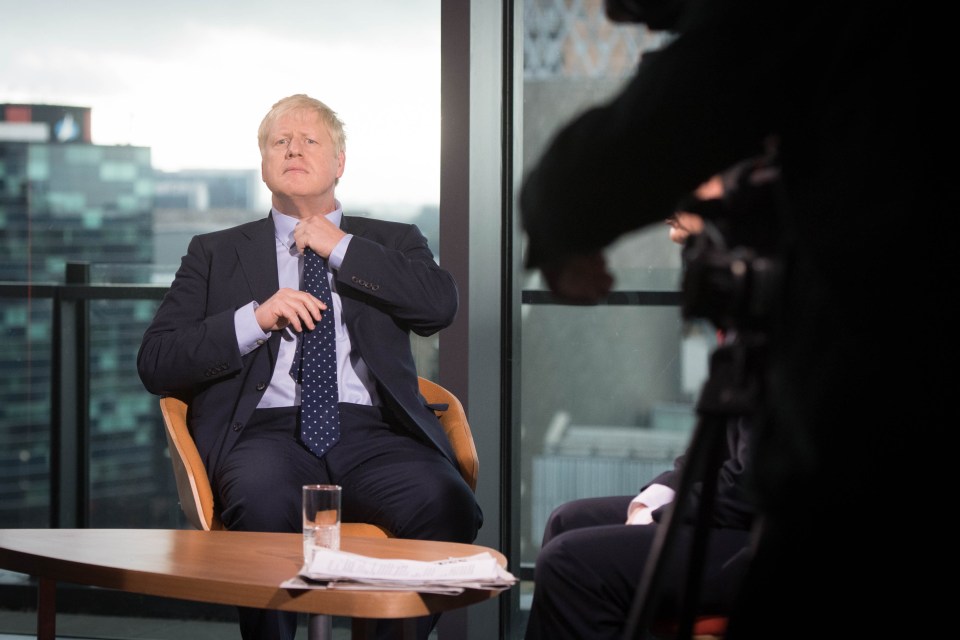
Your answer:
[622,327,767,640]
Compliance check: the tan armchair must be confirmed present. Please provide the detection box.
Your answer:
[160,376,478,535]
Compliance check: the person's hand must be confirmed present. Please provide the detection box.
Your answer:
[541,252,614,304]
[254,288,327,333]
[626,502,655,525]
[665,212,705,245]
[292,214,346,258]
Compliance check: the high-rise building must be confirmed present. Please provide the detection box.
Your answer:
[1,103,154,282]
[0,103,159,527]
[0,103,271,528]
[0,103,92,145]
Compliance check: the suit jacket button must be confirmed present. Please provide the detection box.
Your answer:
[232,422,242,432]
[256,382,266,391]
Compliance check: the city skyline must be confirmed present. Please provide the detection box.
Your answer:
[0,1,441,212]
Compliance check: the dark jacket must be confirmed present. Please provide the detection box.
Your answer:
[137,212,459,484]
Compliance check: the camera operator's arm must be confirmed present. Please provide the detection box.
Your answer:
[544,174,720,303]
[541,252,614,304]
[520,0,781,293]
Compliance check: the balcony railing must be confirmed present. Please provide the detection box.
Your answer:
[1,263,170,530]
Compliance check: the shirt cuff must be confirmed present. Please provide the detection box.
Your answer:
[627,483,676,523]
[327,234,352,270]
[634,483,676,512]
[235,301,270,355]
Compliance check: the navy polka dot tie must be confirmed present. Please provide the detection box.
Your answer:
[291,248,340,458]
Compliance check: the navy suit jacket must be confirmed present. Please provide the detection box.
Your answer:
[137,212,459,484]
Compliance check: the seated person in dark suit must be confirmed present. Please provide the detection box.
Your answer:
[138,93,482,640]
[524,416,754,640]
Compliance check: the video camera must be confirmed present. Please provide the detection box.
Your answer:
[675,155,784,333]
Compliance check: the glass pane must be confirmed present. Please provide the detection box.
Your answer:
[0,297,53,528]
[87,298,184,528]
[520,304,716,564]
[0,2,442,531]
[518,0,701,573]
[2,1,442,279]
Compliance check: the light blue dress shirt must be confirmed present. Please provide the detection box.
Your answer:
[234,201,378,409]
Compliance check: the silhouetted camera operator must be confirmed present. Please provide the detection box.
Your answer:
[520,1,937,638]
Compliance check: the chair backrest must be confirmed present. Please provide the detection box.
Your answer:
[160,376,478,531]
[418,376,479,492]
[160,395,222,531]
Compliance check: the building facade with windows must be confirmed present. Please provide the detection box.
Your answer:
[0,104,161,528]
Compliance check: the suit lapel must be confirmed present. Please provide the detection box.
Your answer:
[235,215,283,362]
[237,214,280,304]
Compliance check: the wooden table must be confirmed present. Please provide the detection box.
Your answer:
[0,528,509,640]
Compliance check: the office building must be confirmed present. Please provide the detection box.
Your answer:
[1,102,283,531]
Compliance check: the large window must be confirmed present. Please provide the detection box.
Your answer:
[516,0,704,572]
[0,0,443,544]
[1,1,711,637]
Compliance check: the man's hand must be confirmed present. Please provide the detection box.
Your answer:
[254,288,327,333]
[292,214,347,258]
[626,503,655,525]
[541,252,614,304]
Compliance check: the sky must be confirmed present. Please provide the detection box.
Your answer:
[0,0,441,212]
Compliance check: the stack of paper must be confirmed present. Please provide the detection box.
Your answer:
[281,547,518,595]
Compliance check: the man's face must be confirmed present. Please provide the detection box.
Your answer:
[261,108,345,202]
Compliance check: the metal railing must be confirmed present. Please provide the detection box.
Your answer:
[1,264,168,529]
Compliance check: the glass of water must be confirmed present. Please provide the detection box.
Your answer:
[302,484,341,565]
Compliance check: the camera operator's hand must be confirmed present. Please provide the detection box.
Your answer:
[542,252,613,304]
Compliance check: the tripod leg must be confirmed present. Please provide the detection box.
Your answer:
[674,418,728,639]
[622,413,727,640]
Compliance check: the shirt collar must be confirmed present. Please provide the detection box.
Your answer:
[272,200,344,250]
